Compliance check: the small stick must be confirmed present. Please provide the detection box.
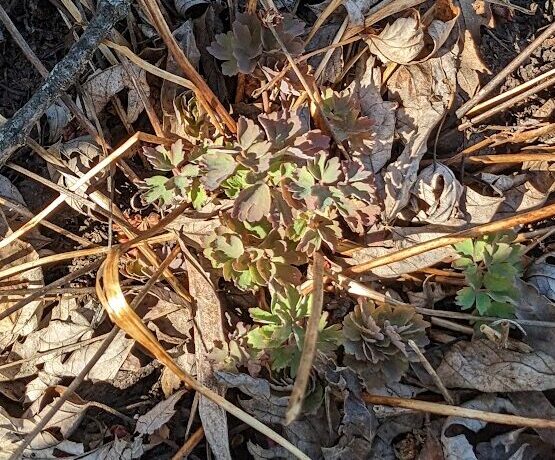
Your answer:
[456,22,555,118]
[0,195,93,247]
[431,317,474,335]
[459,74,555,130]
[466,68,555,117]
[0,0,130,161]
[362,394,555,430]
[304,0,342,46]
[172,427,205,460]
[285,252,325,424]
[408,339,454,405]
[347,201,555,275]
[466,153,555,164]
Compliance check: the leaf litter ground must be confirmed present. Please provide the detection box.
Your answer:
[0,0,555,458]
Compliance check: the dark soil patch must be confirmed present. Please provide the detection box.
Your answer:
[0,0,68,117]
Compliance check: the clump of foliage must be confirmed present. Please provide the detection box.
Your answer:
[142,109,381,292]
[246,286,342,377]
[453,234,524,318]
[207,12,305,75]
[342,301,429,389]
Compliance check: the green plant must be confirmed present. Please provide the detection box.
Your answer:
[453,234,524,318]
[207,13,304,76]
[142,108,381,293]
[246,286,342,376]
[342,302,429,389]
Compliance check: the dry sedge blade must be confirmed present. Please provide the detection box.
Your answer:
[96,247,309,460]
[285,252,325,424]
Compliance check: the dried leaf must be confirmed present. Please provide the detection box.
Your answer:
[410,163,463,223]
[45,103,71,143]
[383,41,457,219]
[354,56,397,173]
[135,389,186,435]
[43,331,133,381]
[441,395,517,460]
[367,16,425,64]
[526,253,555,302]
[0,386,89,457]
[347,226,457,277]
[437,339,555,391]
[81,63,150,123]
[343,0,381,25]
[185,246,231,460]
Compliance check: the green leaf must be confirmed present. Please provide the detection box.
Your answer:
[232,182,271,222]
[221,168,249,198]
[456,286,476,310]
[201,151,237,190]
[307,153,341,184]
[475,292,492,315]
[453,256,473,269]
[464,265,483,290]
[188,180,207,210]
[144,176,174,205]
[488,301,515,318]
[454,239,474,257]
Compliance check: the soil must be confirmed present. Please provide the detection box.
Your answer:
[0,0,68,118]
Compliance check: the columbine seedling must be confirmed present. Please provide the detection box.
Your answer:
[246,286,342,377]
[453,234,524,318]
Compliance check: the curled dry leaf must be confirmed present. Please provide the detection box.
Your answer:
[526,253,555,302]
[411,163,463,223]
[436,339,555,392]
[366,16,425,65]
[81,62,150,123]
[441,395,521,460]
[45,103,71,143]
[383,40,457,219]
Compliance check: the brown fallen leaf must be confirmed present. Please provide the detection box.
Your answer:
[437,339,555,392]
[81,62,150,123]
[346,226,457,278]
[183,242,231,460]
[383,39,457,219]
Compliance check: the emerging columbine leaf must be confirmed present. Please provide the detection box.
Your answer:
[204,225,305,291]
[452,234,524,318]
[207,13,262,75]
[143,139,185,171]
[232,182,272,222]
[260,13,305,55]
[200,150,238,191]
[246,286,341,376]
[342,302,429,389]
[144,176,174,205]
[289,210,342,256]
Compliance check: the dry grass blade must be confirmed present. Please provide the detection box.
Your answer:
[285,252,325,425]
[0,233,175,281]
[363,394,555,430]
[172,426,205,460]
[139,0,236,135]
[96,247,310,460]
[0,133,140,251]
